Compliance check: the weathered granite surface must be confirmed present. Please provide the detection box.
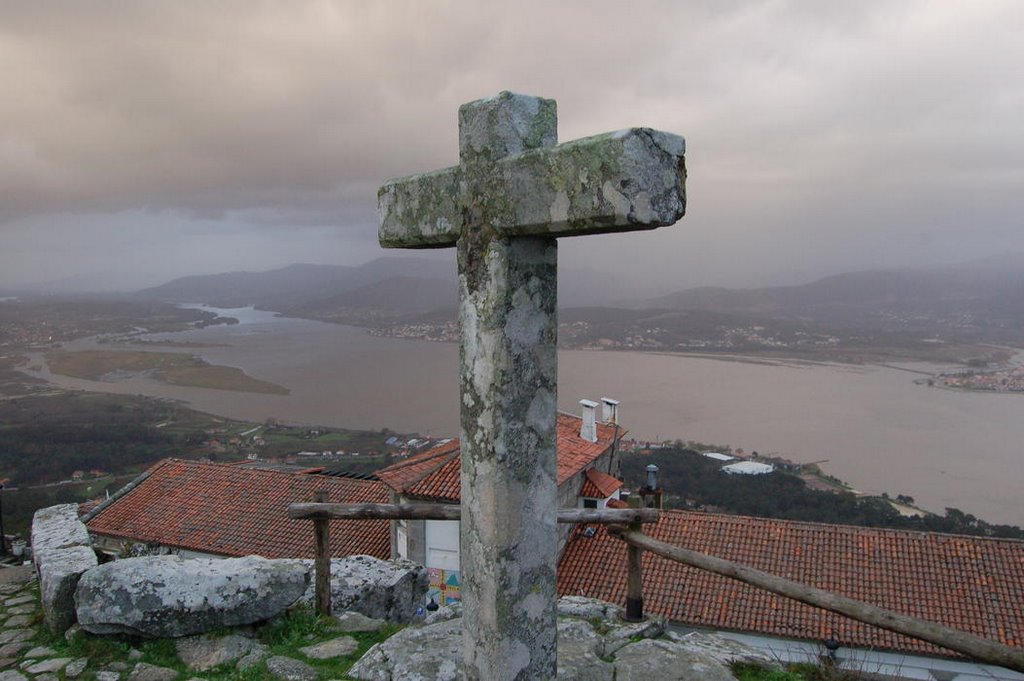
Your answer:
[30,505,90,560]
[74,555,308,637]
[298,555,427,623]
[30,505,97,633]
[349,597,764,681]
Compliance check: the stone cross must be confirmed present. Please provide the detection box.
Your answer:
[378,91,686,680]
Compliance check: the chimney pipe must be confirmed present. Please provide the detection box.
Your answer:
[646,464,659,490]
[579,399,598,442]
[601,397,619,425]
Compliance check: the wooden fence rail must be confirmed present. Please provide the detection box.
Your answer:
[287,501,659,616]
[287,502,659,525]
[608,525,1024,673]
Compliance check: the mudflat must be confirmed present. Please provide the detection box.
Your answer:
[46,349,289,395]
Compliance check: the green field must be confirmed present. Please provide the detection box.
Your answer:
[46,349,289,395]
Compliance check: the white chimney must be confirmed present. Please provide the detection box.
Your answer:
[579,399,598,442]
[601,397,619,425]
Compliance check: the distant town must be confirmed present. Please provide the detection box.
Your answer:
[931,365,1024,393]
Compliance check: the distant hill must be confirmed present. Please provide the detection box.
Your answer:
[135,253,1024,354]
[645,253,1024,322]
[136,258,455,310]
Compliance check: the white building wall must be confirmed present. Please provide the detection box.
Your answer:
[424,520,460,571]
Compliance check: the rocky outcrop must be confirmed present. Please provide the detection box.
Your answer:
[349,597,770,681]
[74,556,309,637]
[299,555,427,623]
[30,504,98,634]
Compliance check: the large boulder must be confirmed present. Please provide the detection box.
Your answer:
[75,555,309,637]
[300,555,427,623]
[31,504,98,633]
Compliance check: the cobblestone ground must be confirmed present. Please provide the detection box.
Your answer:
[0,566,71,681]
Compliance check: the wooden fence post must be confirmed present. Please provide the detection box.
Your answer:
[313,490,331,617]
[623,520,644,621]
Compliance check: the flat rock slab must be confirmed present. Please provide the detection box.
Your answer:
[22,646,57,658]
[0,631,32,645]
[2,597,32,608]
[0,644,29,658]
[265,656,317,681]
[95,671,120,681]
[2,617,31,630]
[332,611,386,633]
[126,663,178,681]
[64,658,88,678]
[3,607,33,616]
[76,556,308,637]
[176,634,261,671]
[0,671,27,681]
[300,555,427,624]
[298,636,359,659]
[21,658,72,675]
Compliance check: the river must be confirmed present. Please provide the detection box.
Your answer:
[27,306,1024,526]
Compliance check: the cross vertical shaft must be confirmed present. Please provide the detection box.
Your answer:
[457,94,559,680]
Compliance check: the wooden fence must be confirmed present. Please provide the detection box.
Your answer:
[288,500,1024,673]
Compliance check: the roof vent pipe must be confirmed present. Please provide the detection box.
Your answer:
[601,397,619,425]
[646,464,659,491]
[579,399,598,443]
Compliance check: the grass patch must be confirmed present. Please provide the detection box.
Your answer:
[46,350,289,395]
[732,662,867,681]
[36,606,399,681]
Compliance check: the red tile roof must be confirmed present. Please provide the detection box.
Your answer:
[376,440,461,501]
[86,459,390,559]
[376,413,620,501]
[557,510,1024,657]
[580,468,622,499]
[556,415,618,485]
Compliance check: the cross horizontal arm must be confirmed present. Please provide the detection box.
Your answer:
[494,127,686,238]
[378,167,462,248]
[378,128,685,249]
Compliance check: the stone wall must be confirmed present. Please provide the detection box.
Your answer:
[30,504,428,637]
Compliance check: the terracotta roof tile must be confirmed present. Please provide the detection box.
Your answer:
[557,510,1024,657]
[556,415,618,485]
[374,440,458,493]
[376,413,621,501]
[580,468,622,499]
[87,459,390,559]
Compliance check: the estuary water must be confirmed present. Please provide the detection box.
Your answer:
[30,306,1024,526]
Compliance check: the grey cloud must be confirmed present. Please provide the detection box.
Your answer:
[0,0,1022,290]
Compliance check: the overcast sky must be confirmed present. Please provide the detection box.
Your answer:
[1,1,1021,293]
